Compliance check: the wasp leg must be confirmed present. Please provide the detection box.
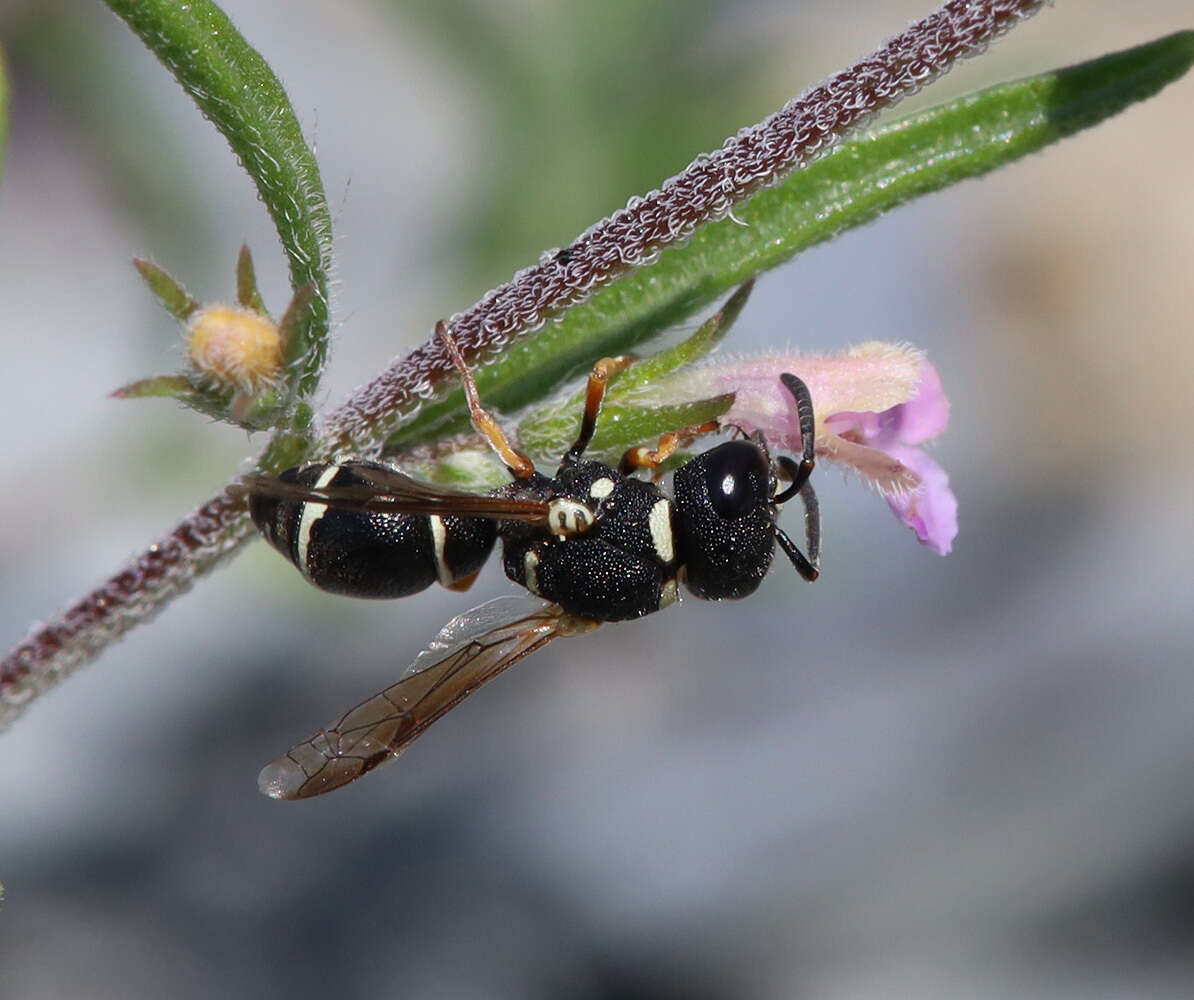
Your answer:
[437,322,536,479]
[564,355,636,464]
[444,569,482,592]
[721,422,749,441]
[619,420,721,476]
[775,480,820,582]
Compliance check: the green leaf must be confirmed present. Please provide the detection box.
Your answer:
[133,258,199,320]
[110,373,286,431]
[516,282,752,461]
[545,31,1194,373]
[519,394,734,468]
[592,397,733,465]
[236,244,268,316]
[605,279,754,399]
[277,283,316,371]
[110,374,233,422]
[105,0,332,411]
[110,375,196,400]
[387,32,1194,449]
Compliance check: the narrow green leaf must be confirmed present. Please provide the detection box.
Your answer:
[110,375,234,423]
[546,31,1194,373]
[606,279,754,399]
[278,284,316,371]
[105,0,332,408]
[236,244,268,315]
[516,282,752,458]
[111,375,196,399]
[133,258,199,320]
[560,32,1194,362]
[388,32,1194,449]
[519,395,734,467]
[583,396,735,467]
[112,373,288,432]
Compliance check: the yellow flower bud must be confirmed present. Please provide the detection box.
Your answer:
[187,304,283,395]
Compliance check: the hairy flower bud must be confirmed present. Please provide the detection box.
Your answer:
[187,304,283,395]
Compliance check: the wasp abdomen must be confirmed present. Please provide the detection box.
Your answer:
[248,462,496,599]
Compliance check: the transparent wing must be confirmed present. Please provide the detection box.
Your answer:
[258,597,599,800]
[236,466,551,524]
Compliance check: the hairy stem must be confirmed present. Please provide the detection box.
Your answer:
[0,495,251,728]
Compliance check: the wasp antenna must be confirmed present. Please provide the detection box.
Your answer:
[779,371,816,477]
[773,455,810,505]
[776,528,818,582]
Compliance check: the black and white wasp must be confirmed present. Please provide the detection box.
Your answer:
[242,323,821,800]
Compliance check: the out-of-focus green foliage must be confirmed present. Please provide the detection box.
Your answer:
[394,0,764,292]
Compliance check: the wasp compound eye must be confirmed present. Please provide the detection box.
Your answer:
[673,441,776,600]
[703,441,771,519]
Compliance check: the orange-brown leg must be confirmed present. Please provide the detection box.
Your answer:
[437,322,536,479]
[619,420,720,476]
[564,355,636,463]
[445,569,482,592]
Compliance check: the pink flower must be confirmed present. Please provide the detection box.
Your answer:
[659,343,958,554]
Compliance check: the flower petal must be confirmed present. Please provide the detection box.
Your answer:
[821,361,950,450]
[881,444,958,555]
[657,341,924,437]
[650,343,955,555]
[882,361,950,446]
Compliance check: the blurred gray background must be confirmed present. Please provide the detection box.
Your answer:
[2,1,1192,997]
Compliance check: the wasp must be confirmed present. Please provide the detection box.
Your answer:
[242,323,820,799]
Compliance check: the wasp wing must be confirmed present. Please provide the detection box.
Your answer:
[258,597,599,800]
[236,466,551,524]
